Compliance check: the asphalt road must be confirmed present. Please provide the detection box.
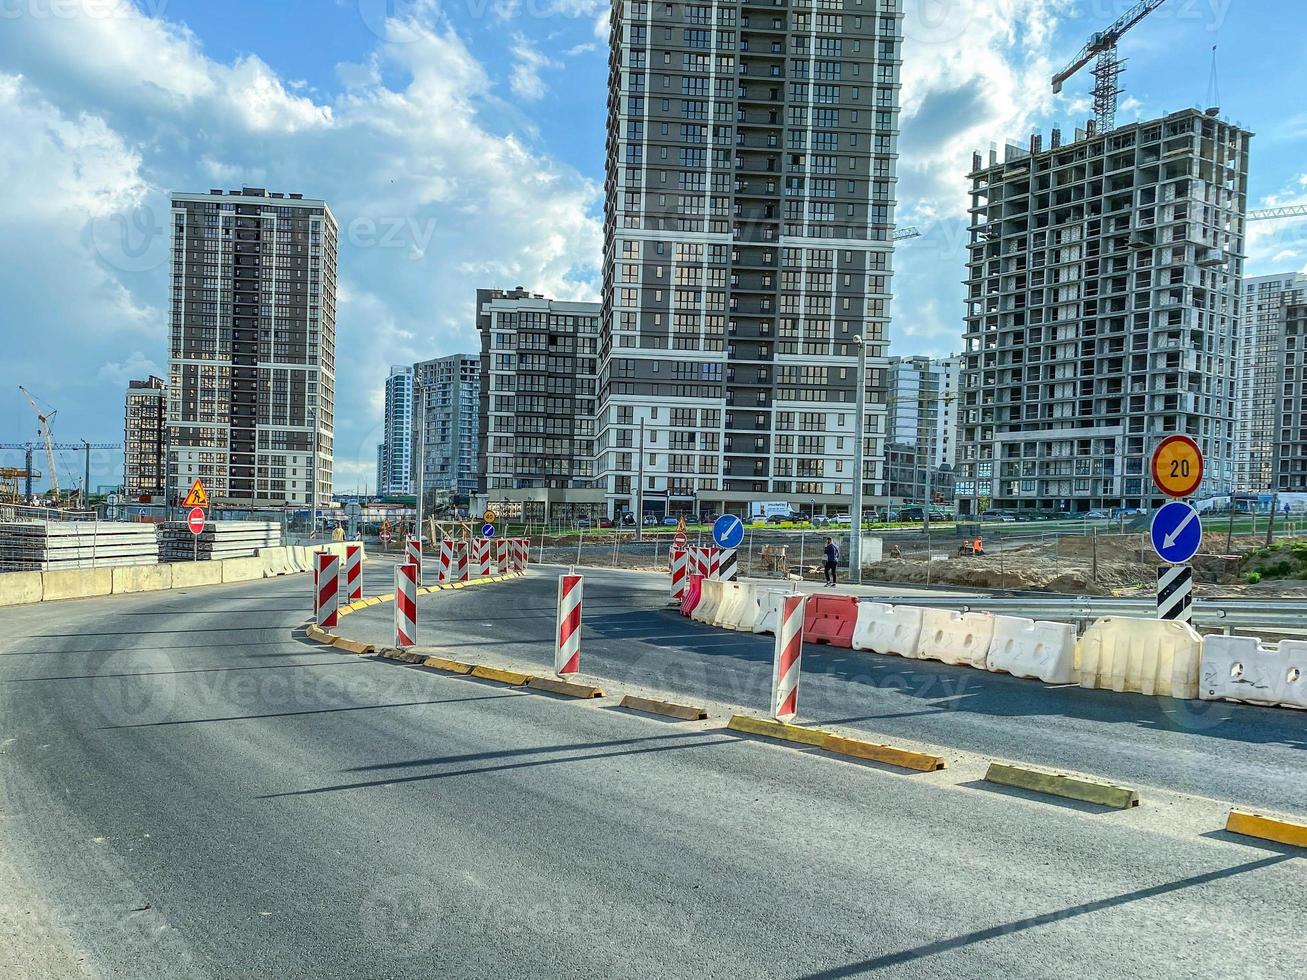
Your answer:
[1,562,1303,979]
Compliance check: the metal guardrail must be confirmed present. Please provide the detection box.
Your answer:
[848,593,1307,630]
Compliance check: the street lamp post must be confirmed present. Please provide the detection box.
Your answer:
[413,377,426,543]
[850,335,868,584]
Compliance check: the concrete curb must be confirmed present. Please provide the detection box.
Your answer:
[619,694,708,721]
[470,664,531,686]
[822,734,946,772]
[423,655,476,675]
[726,715,829,747]
[984,762,1140,809]
[526,676,606,699]
[1226,809,1307,848]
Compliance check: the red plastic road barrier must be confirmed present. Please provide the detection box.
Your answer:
[556,573,583,675]
[803,594,859,648]
[344,544,363,601]
[314,553,340,628]
[680,574,703,617]
[394,562,418,647]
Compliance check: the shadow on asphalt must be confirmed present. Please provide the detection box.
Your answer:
[796,855,1296,979]
[96,695,516,730]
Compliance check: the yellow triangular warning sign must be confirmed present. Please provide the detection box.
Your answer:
[183,479,208,508]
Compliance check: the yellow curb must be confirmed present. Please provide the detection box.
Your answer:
[306,624,330,643]
[526,676,605,699]
[470,664,531,686]
[333,638,375,655]
[619,694,708,721]
[726,714,830,747]
[984,762,1139,810]
[422,655,476,675]
[822,734,946,772]
[363,597,383,607]
[1226,809,1307,848]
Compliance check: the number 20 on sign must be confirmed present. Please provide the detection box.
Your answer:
[1151,435,1203,499]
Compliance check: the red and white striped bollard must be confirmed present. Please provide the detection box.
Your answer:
[394,562,418,647]
[495,538,510,574]
[555,573,583,675]
[406,537,423,585]
[475,538,492,577]
[771,593,805,720]
[670,547,687,601]
[438,539,453,584]
[455,540,470,582]
[344,543,363,601]
[314,553,340,628]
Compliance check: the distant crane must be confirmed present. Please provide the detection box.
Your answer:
[18,386,61,502]
[0,441,120,505]
[1248,205,1307,222]
[1052,0,1169,132]
[892,227,922,242]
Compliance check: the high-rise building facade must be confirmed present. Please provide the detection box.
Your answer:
[1236,273,1307,491]
[958,109,1250,515]
[167,188,338,507]
[1274,289,1307,491]
[123,376,167,500]
[885,354,959,506]
[477,287,603,521]
[600,0,903,518]
[413,353,480,503]
[377,365,413,495]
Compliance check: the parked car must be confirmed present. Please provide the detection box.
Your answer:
[576,517,593,529]
[811,515,830,527]
[828,513,852,524]
[1083,509,1110,520]
[980,510,1016,522]
[662,517,679,527]
[598,517,614,528]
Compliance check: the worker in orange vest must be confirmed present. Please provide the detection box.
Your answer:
[973,536,985,556]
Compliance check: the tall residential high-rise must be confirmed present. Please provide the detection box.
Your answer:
[477,287,603,522]
[413,353,481,507]
[885,354,960,506]
[378,365,414,495]
[958,110,1250,515]
[1236,273,1307,491]
[123,376,167,501]
[600,0,903,519]
[1273,288,1307,491]
[167,188,338,508]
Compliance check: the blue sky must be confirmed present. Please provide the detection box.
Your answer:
[1,0,1305,493]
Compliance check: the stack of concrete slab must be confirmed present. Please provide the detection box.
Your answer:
[0,521,161,571]
[159,521,281,562]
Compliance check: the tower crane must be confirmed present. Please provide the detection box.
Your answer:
[18,386,61,502]
[1249,205,1307,223]
[892,227,921,242]
[1052,0,1169,133]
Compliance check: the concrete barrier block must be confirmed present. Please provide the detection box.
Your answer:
[111,564,173,595]
[1200,635,1307,710]
[713,583,751,629]
[987,616,1077,684]
[0,571,44,607]
[41,568,113,602]
[221,556,265,584]
[1076,617,1203,699]
[917,609,995,669]
[171,561,224,589]
[851,602,923,658]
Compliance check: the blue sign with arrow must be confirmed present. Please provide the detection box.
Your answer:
[481,523,496,539]
[1150,501,1202,565]
[712,513,744,550]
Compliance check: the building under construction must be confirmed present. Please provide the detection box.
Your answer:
[956,108,1251,514]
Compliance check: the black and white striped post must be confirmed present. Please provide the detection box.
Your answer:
[1156,565,1193,623]
[718,547,738,581]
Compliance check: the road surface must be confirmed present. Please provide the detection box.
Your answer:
[1,562,1302,978]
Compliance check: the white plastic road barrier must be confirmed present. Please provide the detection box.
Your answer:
[556,573,583,675]
[751,589,789,635]
[771,593,806,720]
[713,582,749,629]
[986,616,1076,684]
[1199,636,1307,710]
[851,602,924,659]
[438,540,454,584]
[726,584,765,631]
[693,579,724,625]
[1076,617,1203,699]
[314,553,340,628]
[344,544,363,601]
[916,609,995,669]
[394,563,418,647]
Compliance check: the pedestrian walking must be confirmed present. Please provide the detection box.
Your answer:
[823,537,839,587]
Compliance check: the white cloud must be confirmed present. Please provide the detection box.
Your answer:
[509,35,562,101]
[97,352,162,387]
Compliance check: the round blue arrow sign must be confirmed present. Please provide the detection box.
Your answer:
[712,513,744,549]
[1150,501,1202,565]
[481,523,496,539]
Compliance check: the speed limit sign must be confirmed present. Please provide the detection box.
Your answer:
[1151,435,1203,498]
